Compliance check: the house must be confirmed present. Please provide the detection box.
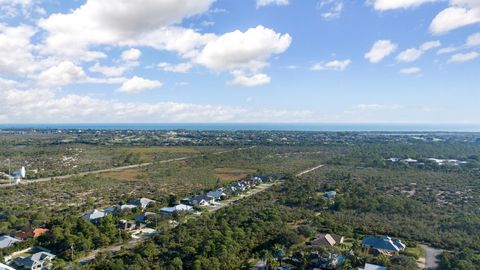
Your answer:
[0,263,15,270]
[362,236,406,255]
[402,158,418,164]
[15,228,49,240]
[181,195,215,206]
[134,212,157,224]
[103,206,117,214]
[160,204,193,214]
[254,260,267,270]
[0,235,22,249]
[13,251,56,270]
[310,253,345,269]
[309,233,343,247]
[118,204,137,211]
[83,209,106,223]
[206,189,227,200]
[118,220,136,231]
[358,263,388,270]
[130,198,155,210]
[324,191,337,199]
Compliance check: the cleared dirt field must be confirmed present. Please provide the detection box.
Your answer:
[213,167,256,182]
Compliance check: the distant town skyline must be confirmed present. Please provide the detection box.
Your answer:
[0,0,479,124]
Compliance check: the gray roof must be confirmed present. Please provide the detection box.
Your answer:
[362,236,405,252]
[0,262,15,270]
[0,235,22,249]
[130,198,155,209]
[206,190,225,199]
[360,263,388,270]
[14,251,55,268]
[83,209,106,221]
[160,204,193,213]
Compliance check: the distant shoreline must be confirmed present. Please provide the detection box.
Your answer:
[1,123,480,132]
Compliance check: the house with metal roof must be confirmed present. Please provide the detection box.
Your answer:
[13,251,56,270]
[0,235,22,249]
[0,262,15,270]
[130,198,155,210]
[362,236,406,255]
[160,204,193,214]
[83,209,106,223]
[358,263,388,270]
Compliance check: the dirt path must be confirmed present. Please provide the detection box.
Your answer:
[421,244,443,270]
[296,164,324,177]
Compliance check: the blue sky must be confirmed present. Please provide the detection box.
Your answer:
[0,0,479,123]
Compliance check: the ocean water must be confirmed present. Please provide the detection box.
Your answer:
[0,123,480,132]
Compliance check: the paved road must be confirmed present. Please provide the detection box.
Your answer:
[1,147,255,187]
[421,244,443,270]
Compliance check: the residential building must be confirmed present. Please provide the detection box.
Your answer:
[309,233,343,247]
[206,189,227,200]
[324,191,337,199]
[83,209,106,223]
[13,251,56,270]
[0,263,15,270]
[358,263,388,270]
[15,228,49,240]
[362,236,406,255]
[118,220,136,231]
[134,212,157,224]
[130,198,155,210]
[181,195,215,206]
[160,204,193,214]
[0,235,22,249]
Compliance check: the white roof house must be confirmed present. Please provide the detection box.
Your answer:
[160,204,193,214]
[359,263,388,270]
[0,235,22,249]
[0,262,15,270]
[83,209,106,222]
[13,251,56,270]
[130,198,155,209]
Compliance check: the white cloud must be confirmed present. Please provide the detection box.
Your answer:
[256,0,289,8]
[228,72,271,87]
[38,0,216,58]
[311,59,352,71]
[196,25,291,86]
[0,86,314,123]
[365,40,397,63]
[448,51,479,63]
[89,63,130,77]
[117,76,163,94]
[437,46,459,54]
[396,40,440,62]
[466,32,480,46]
[430,6,480,34]
[317,0,344,20]
[38,61,87,86]
[0,24,37,76]
[196,26,291,72]
[400,67,422,75]
[396,48,423,62]
[121,48,142,62]
[368,0,438,10]
[158,62,193,73]
[420,40,442,51]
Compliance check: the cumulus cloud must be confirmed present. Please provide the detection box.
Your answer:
[196,25,291,86]
[396,40,440,62]
[89,63,130,77]
[311,59,352,71]
[400,67,422,75]
[228,72,271,87]
[38,0,216,58]
[430,1,480,34]
[118,76,163,94]
[368,0,438,10]
[448,51,479,63]
[158,62,193,73]
[317,0,344,20]
[0,24,37,76]
[365,40,397,63]
[256,0,289,8]
[121,48,142,62]
[38,61,87,86]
